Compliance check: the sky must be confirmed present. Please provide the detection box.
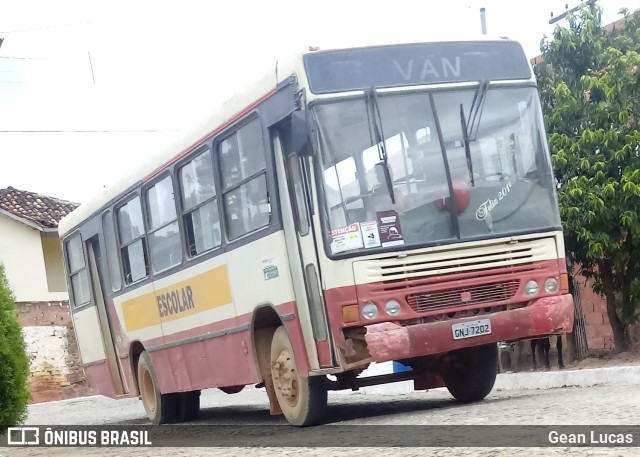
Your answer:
[1,0,639,204]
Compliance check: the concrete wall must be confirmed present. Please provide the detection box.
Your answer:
[16,301,92,403]
[23,326,72,393]
[41,234,67,293]
[0,214,68,302]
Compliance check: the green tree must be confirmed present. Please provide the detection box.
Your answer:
[0,264,30,426]
[535,6,640,352]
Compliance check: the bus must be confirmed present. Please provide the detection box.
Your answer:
[58,37,575,427]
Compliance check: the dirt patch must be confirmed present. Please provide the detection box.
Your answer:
[565,348,640,371]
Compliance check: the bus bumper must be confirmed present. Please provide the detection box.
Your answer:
[363,293,574,362]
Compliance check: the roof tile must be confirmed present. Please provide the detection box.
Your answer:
[0,186,79,229]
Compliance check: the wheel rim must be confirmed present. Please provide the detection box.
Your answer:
[140,366,156,413]
[272,347,299,408]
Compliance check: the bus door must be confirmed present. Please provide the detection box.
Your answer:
[86,238,128,395]
[274,130,335,369]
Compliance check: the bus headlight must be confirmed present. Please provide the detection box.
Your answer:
[524,280,539,296]
[385,300,401,316]
[545,278,559,293]
[362,303,378,320]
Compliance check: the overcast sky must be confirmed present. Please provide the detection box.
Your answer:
[1,0,638,204]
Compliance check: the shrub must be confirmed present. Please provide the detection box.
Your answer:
[0,264,30,426]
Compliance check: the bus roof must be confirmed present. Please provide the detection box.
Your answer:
[58,36,524,238]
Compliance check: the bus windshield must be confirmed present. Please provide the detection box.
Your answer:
[313,86,562,256]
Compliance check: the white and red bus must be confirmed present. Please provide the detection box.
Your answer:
[59,37,574,426]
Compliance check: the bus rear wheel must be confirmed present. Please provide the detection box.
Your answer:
[443,343,498,403]
[270,326,327,426]
[175,390,200,422]
[137,351,177,424]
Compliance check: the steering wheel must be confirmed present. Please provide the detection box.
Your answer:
[344,194,370,206]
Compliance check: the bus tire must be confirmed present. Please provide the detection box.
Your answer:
[137,351,177,424]
[176,390,200,422]
[443,343,498,403]
[270,326,327,426]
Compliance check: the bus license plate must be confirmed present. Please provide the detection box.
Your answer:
[452,319,492,340]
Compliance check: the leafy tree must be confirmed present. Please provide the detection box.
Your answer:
[0,264,30,426]
[535,6,640,352]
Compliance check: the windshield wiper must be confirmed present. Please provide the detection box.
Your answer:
[467,80,489,141]
[459,104,475,187]
[365,87,395,204]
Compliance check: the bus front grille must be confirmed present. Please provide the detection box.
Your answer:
[405,280,520,313]
[352,236,557,289]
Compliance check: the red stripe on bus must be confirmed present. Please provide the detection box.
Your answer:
[150,330,260,394]
[143,301,306,394]
[83,362,117,399]
[316,340,332,367]
[138,301,295,349]
[142,88,278,182]
[111,301,307,395]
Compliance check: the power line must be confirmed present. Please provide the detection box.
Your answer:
[88,52,95,85]
[0,55,83,61]
[0,21,97,34]
[550,0,597,24]
[0,80,92,84]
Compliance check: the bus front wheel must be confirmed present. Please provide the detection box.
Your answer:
[137,351,177,424]
[443,343,498,403]
[270,326,327,426]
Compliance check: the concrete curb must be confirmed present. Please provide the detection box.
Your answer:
[28,394,105,407]
[493,365,640,391]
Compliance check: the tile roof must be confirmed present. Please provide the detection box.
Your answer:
[0,186,79,230]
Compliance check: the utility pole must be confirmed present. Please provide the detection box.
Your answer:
[549,0,597,24]
[480,7,487,34]
[88,51,96,85]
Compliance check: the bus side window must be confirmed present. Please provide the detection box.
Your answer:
[102,210,122,292]
[65,233,91,308]
[288,155,310,236]
[219,118,270,240]
[116,196,149,284]
[146,175,182,274]
[179,148,221,256]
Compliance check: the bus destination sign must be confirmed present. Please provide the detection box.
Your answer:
[303,41,532,94]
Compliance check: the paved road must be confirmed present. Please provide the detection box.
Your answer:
[2,384,639,456]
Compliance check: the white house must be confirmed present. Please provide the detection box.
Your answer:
[0,186,78,303]
[0,186,88,403]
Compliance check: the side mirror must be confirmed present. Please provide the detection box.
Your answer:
[286,110,313,157]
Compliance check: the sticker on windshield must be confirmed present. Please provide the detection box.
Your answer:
[361,221,381,248]
[476,181,514,221]
[377,211,404,247]
[330,223,364,254]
